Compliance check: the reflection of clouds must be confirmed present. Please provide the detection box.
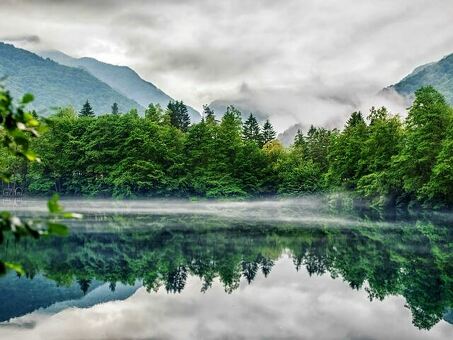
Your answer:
[1,257,450,340]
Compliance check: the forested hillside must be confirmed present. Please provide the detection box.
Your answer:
[0,43,140,114]
[391,53,453,104]
[39,50,201,121]
[1,86,452,208]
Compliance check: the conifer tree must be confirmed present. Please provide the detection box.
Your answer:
[293,129,306,149]
[203,105,216,124]
[262,119,276,145]
[243,113,262,145]
[80,100,95,117]
[111,102,119,115]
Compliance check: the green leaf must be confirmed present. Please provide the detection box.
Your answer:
[47,222,68,236]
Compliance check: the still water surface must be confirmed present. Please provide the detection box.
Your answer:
[0,198,452,339]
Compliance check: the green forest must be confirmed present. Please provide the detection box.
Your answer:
[1,85,453,208]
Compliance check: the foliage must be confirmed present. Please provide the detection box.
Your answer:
[0,85,80,274]
[2,85,453,208]
[167,100,190,132]
[393,86,452,203]
[326,112,367,189]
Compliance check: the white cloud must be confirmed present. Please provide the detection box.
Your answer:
[0,0,452,130]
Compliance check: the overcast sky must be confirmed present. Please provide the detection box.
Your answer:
[1,0,453,130]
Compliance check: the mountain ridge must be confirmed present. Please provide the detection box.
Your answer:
[0,42,141,115]
[389,52,453,104]
[38,50,201,121]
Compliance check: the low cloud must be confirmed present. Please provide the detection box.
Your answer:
[1,34,40,44]
[0,0,452,131]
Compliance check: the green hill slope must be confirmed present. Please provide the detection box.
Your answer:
[390,53,453,104]
[0,42,140,115]
[39,50,201,121]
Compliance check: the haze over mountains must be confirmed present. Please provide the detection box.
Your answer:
[0,42,200,120]
[1,41,453,142]
[0,42,138,115]
[38,50,200,121]
[278,52,453,146]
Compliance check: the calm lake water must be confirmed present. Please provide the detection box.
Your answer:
[0,198,452,340]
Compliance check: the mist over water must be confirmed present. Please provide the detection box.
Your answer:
[0,196,424,224]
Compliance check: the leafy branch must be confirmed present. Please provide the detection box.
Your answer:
[0,85,81,274]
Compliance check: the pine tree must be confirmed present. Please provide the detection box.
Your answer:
[167,100,190,132]
[80,100,95,117]
[346,111,365,128]
[262,119,276,145]
[293,129,306,148]
[243,113,262,145]
[111,102,119,115]
[293,129,308,158]
[203,104,216,124]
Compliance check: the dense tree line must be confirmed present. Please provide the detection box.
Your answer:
[1,86,452,207]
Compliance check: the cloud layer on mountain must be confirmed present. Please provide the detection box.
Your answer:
[1,0,452,130]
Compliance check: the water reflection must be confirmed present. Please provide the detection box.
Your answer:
[0,201,452,339]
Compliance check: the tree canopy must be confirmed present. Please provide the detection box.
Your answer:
[2,86,452,208]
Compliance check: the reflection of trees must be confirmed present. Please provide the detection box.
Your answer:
[0,216,451,330]
[77,278,91,295]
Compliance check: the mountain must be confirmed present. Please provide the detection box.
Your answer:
[39,50,201,121]
[0,273,101,322]
[0,272,140,322]
[277,123,306,146]
[389,53,453,104]
[0,42,140,115]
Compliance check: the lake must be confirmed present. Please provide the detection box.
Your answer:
[0,198,452,339]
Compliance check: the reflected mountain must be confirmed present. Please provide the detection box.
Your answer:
[0,211,451,331]
[0,274,140,322]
